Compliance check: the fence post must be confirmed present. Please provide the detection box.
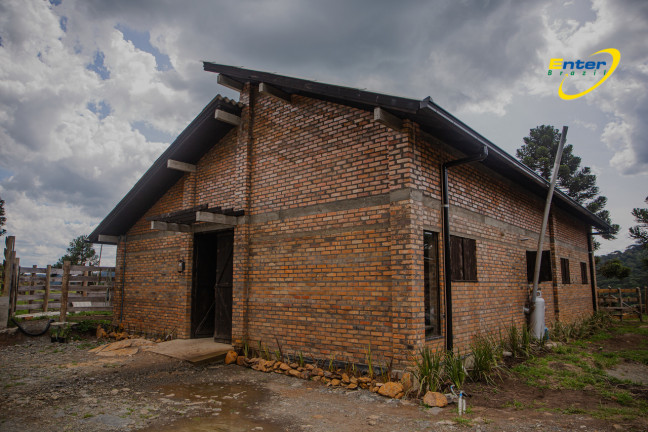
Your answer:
[0,236,15,329]
[637,287,643,322]
[59,261,71,322]
[617,287,623,322]
[82,269,88,297]
[11,257,19,315]
[2,236,15,296]
[30,264,36,309]
[43,265,51,313]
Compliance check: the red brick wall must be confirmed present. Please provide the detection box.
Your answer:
[114,84,595,365]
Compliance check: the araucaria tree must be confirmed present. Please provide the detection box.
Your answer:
[0,195,6,237]
[629,196,648,249]
[516,125,619,241]
[55,235,99,267]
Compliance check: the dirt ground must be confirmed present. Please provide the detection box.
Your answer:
[1,322,647,432]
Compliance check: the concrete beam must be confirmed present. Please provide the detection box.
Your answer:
[217,74,243,92]
[214,109,241,126]
[167,159,197,173]
[373,107,402,131]
[195,211,238,226]
[150,220,192,233]
[259,82,291,103]
[97,235,119,244]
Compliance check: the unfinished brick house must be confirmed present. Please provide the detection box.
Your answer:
[89,65,611,365]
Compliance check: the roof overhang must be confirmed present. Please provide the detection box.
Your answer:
[202,63,611,232]
[88,95,244,243]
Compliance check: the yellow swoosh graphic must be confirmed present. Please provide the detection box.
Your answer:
[558,48,620,100]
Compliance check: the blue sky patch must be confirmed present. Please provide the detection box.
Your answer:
[132,121,175,143]
[87,100,111,120]
[86,51,110,80]
[49,0,62,6]
[59,16,68,32]
[115,24,173,71]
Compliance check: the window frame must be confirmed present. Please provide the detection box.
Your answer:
[526,250,553,283]
[580,261,588,284]
[424,231,442,339]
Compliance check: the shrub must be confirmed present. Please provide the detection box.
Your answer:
[413,346,444,395]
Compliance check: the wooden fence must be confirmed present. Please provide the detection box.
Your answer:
[2,236,114,322]
[598,287,645,321]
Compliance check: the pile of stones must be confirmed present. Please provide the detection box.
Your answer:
[224,350,449,407]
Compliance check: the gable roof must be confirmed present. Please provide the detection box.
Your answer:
[89,65,611,243]
[88,95,243,243]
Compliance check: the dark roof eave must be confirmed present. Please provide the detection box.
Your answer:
[88,95,242,243]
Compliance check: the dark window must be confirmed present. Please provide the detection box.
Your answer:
[580,262,588,284]
[424,231,441,338]
[450,235,477,281]
[526,250,552,283]
[561,258,571,284]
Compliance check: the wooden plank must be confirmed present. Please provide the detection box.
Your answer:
[214,109,241,126]
[69,265,116,272]
[59,261,70,322]
[259,82,291,102]
[17,294,45,301]
[167,159,197,173]
[195,211,238,226]
[43,265,51,312]
[150,220,193,233]
[217,74,243,91]
[68,306,112,312]
[373,107,402,131]
[19,267,48,273]
[97,235,119,244]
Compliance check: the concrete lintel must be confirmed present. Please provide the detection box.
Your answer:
[97,235,119,244]
[217,74,243,92]
[150,220,192,233]
[193,223,235,233]
[214,109,241,126]
[167,159,197,173]
[259,82,291,102]
[374,107,402,131]
[195,211,238,226]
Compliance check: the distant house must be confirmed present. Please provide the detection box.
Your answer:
[89,65,610,366]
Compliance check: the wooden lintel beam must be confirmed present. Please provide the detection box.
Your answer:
[259,82,291,103]
[373,107,402,131]
[217,74,243,92]
[150,220,192,233]
[97,235,119,244]
[195,211,238,226]
[167,159,196,173]
[214,109,241,126]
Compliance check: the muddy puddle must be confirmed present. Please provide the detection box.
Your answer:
[140,381,286,432]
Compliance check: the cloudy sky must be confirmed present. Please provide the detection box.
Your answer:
[1,0,646,266]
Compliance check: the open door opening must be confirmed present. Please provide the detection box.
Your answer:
[192,230,234,342]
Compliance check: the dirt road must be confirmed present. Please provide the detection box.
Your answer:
[0,329,645,431]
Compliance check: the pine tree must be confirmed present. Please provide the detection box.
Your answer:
[516,125,619,242]
[629,196,648,249]
[55,235,99,268]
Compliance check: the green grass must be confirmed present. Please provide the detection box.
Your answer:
[511,317,648,421]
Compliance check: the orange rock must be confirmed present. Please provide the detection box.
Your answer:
[378,382,404,398]
[236,356,247,366]
[423,391,448,407]
[96,326,108,339]
[225,350,238,365]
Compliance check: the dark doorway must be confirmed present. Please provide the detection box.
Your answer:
[192,230,234,342]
